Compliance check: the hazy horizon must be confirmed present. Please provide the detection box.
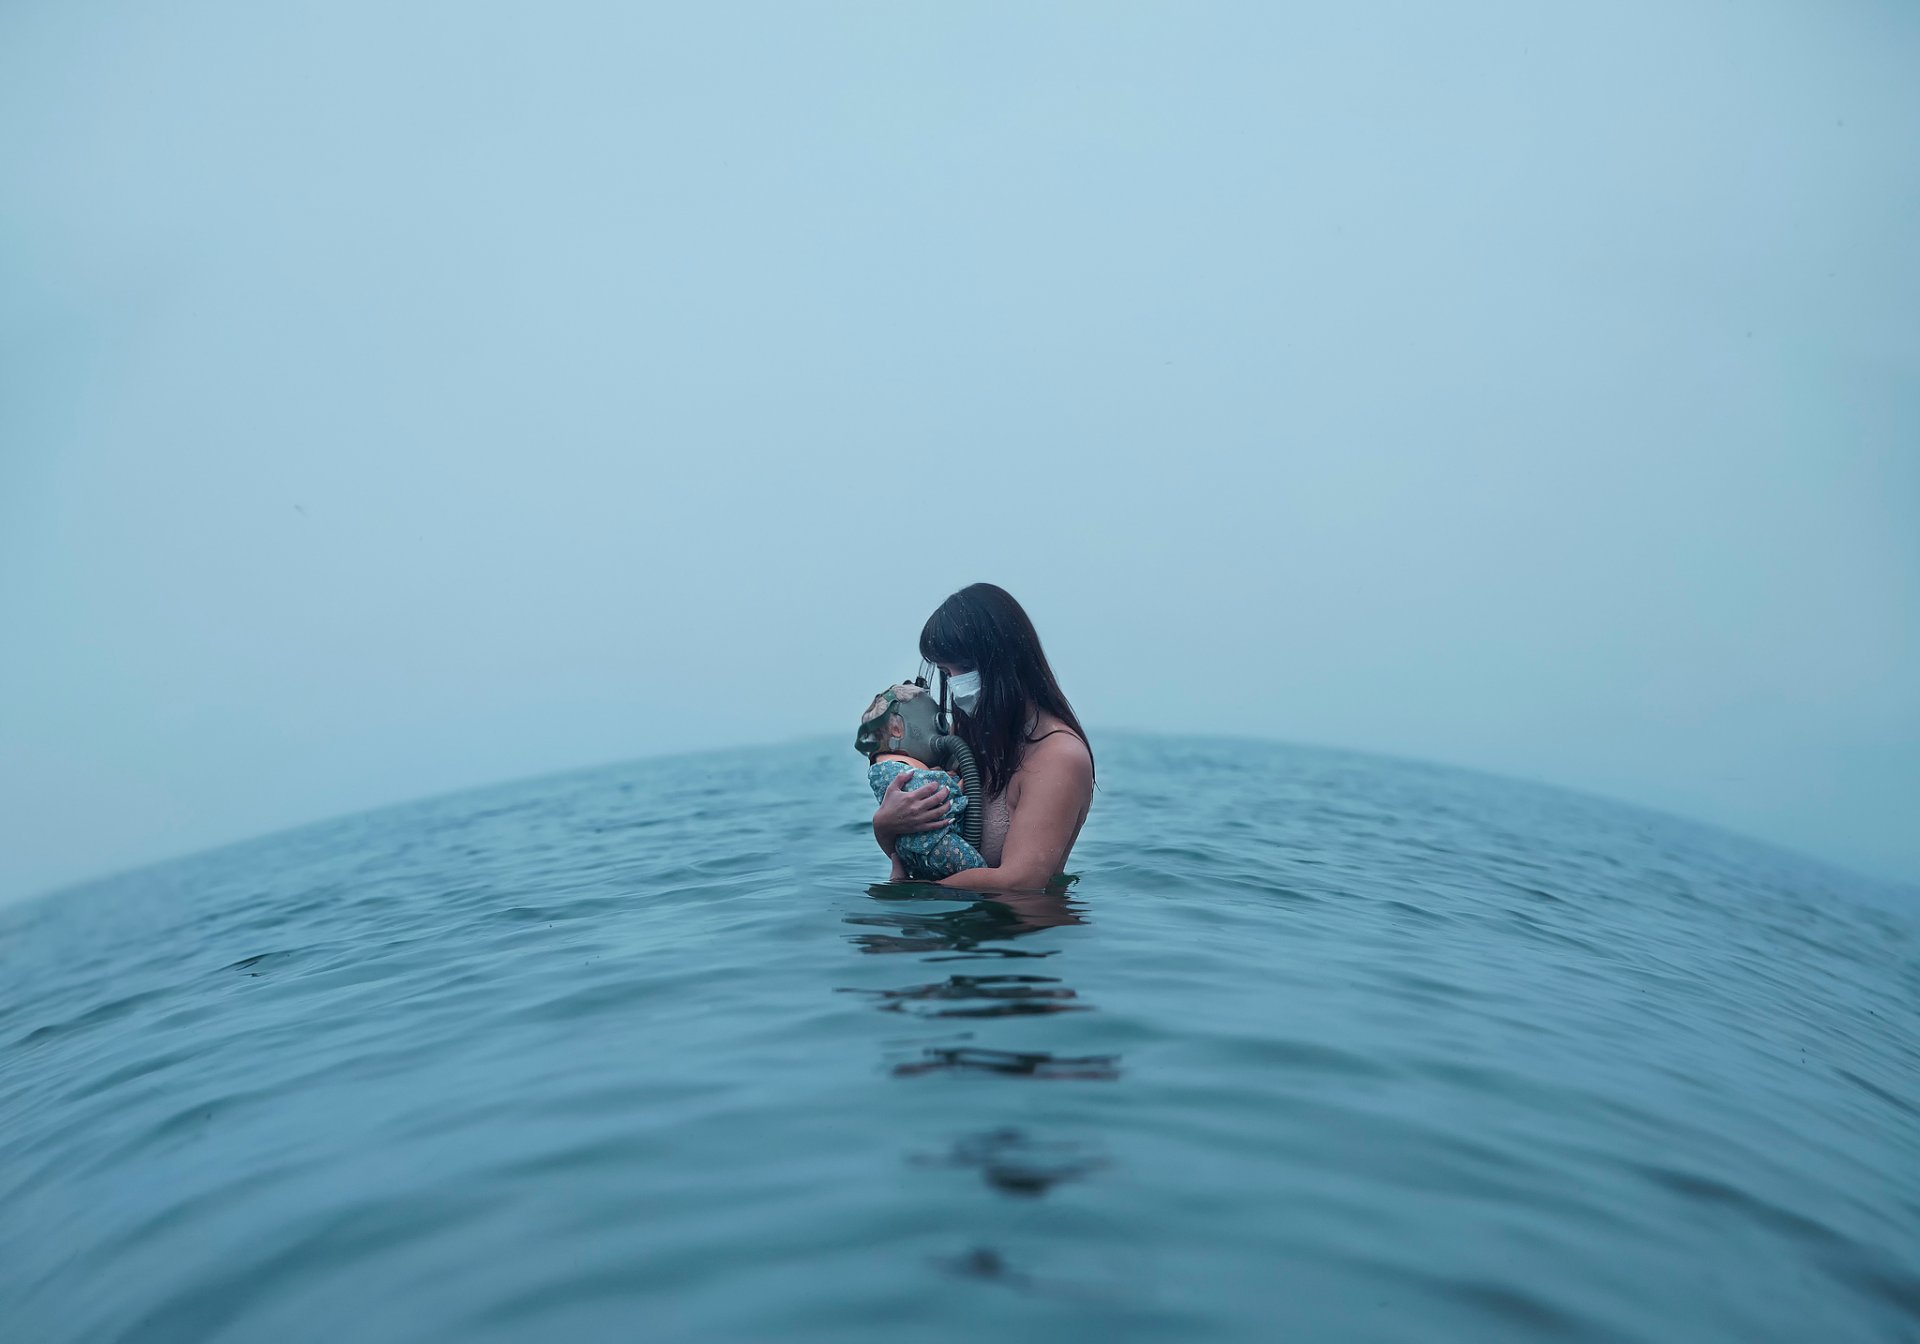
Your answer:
[5,0,1916,905]
[20,723,1919,911]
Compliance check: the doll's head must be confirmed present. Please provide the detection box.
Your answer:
[855,682,945,762]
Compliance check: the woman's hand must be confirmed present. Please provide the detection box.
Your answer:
[872,771,950,855]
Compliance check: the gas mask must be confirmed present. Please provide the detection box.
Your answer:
[854,679,985,848]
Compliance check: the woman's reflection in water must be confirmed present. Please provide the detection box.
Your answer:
[844,880,1087,959]
[841,878,1120,1219]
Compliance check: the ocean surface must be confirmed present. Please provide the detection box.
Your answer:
[3,734,1917,1344]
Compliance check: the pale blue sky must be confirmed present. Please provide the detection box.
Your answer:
[3,0,1916,903]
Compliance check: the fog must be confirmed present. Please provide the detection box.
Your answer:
[3,0,1915,903]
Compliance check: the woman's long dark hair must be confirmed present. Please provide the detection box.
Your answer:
[919,583,1094,799]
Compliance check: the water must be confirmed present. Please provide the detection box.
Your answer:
[3,734,1916,1344]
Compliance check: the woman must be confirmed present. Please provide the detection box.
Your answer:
[871,584,1095,892]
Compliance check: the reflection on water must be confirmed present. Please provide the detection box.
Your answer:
[842,885,1085,959]
[889,1046,1124,1080]
[841,881,1119,1281]
[839,973,1083,1018]
[911,1126,1110,1196]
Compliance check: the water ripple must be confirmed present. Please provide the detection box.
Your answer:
[0,735,1914,1343]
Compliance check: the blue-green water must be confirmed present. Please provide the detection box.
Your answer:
[3,735,1916,1343]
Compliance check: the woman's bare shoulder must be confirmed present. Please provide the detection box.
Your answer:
[1022,728,1093,785]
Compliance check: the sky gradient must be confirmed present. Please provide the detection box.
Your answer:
[3,0,1916,903]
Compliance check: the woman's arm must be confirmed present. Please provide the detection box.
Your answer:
[936,741,1092,892]
[872,769,953,857]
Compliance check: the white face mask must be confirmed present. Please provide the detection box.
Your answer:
[947,670,982,714]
